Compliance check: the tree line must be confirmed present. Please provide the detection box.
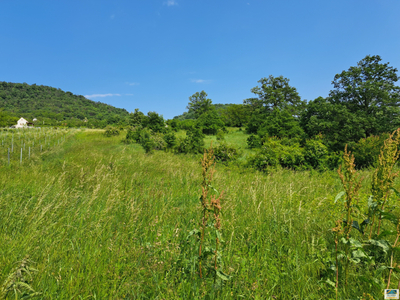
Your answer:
[127,55,400,170]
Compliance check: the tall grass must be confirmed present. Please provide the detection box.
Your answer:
[0,129,392,299]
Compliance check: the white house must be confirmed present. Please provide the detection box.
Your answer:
[15,118,32,128]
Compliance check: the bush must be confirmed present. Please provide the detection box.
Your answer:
[247,137,305,172]
[139,130,166,153]
[213,143,240,163]
[124,126,143,144]
[163,131,177,149]
[177,127,205,154]
[303,138,329,170]
[104,126,120,137]
[196,108,225,135]
[257,109,304,140]
[351,134,389,169]
[216,130,225,141]
[247,134,262,149]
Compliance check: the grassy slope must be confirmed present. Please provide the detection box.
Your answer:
[0,130,383,299]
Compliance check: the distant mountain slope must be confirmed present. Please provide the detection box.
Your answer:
[0,82,129,125]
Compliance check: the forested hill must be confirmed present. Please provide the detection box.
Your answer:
[0,81,129,126]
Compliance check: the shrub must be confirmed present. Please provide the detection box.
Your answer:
[351,134,389,169]
[177,127,205,154]
[163,131,177,149]
[196,108,225,135]
[247,137,305,171]
[303,138,329,170]
[216,130,225,141]
[147,111,166,133]
[247,134,262,149]
[257,109,304,140]
[104,126,120,137]
[124,126,143,144]
[213,142,240,163]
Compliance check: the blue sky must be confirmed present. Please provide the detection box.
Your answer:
[1,0,399,119]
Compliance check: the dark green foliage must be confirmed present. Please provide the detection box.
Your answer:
[187,91,212,118]
[245,75,304,115]
[177,127,205,154]
[0,109,18,127]
[196,107,225,135]
[247,134,262,149]
[124,126,143,144]
[221,104,250,127]
[129,108,147,127]
[245,113,264,134]
[329,55,400,134]
[179,119,196,131]
[247,137,305,172]
[213,142,240,163]
[0,81,129,127]
[103,126,120,137]
[166,119,180,131]
[146,111,165,133]
[163,131,177,149]
[300,97,367,151]
[216,130,225,141]
[351,134,389,169]
[303,137,329,170]
[301,56,400,151]
[257,109,304,140]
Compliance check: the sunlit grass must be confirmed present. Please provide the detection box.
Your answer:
[0,129,387,299]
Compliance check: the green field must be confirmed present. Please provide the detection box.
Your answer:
[0,129,397,299]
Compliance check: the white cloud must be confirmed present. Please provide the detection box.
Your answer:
[164,0,178,6]
[191,79,210,83]
[84,93,121,99]
[127,82,140,86]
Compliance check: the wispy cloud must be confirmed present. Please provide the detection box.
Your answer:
[84,93,121,99]
[127,82,140,86]
[164,0,178,6]
[191,79,210,83]
[110,14,115,20]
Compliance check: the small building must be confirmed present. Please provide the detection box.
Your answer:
[15,118,34,128]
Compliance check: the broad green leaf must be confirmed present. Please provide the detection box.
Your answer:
[334,191,345,203]
[216,270,231,281]
[326,278,336,288]
[349,238,363,248]
[352,249,367,259]
[368,239,390,252]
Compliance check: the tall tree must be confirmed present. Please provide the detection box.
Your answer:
[245,75,303,114]
[329,55,400,135]
[187,90,212,118]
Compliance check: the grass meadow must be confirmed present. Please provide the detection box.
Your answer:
[0,129,392,299]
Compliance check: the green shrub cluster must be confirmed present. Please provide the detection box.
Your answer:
[103,126,120,137]
[213,142,240,164]
[248,136,342,172]
[125,126,205,154]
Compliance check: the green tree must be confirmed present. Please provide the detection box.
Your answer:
[146,111,165,133]
[222,104,250,127]
[257,109,304,140]
[187,91,212,118]
[129,108,147,127]
[300,97,367,151]
[245,75,303,114]
[329,55,400,136]
[196,106,225,135]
